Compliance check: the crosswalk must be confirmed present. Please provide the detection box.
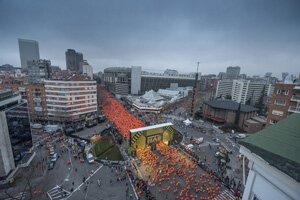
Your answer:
[47,185,71,200]
[2,191,26,200]
[215,189,238,200]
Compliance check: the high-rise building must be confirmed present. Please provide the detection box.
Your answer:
[0,89,32,178]
[232,80,249,104]
[267,83,300,126]
[215,80,233,99]
[18,39,40,70]
[216,80,273,105]
[226,66,241,79]
[131,66,142,95]
[45,75,97,125]
[27,59,52,83]
[81,60,93,79]
[65,49,83,72]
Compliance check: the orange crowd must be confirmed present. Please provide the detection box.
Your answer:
[137,142,223,200]
[98,87,145,140]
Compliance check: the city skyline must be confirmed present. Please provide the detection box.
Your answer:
[0,0,300,77]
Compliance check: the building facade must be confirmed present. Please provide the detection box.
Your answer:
[81,60,93,79]
[65,49,83,72]
[27,83,48,122]
[103,67,197,96]
[226,66,241,79]
[232,80,249,104]
[203,100,257,130]
[45,77,97,125]
[215,79,234,99]
[239,114,300,200]
[216,80,273,105]
[27,59,52,83]
[18,39,40,70]
[267,83,300,126]
[0,90,32,177]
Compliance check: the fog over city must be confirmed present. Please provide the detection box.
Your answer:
[0,0,299,77]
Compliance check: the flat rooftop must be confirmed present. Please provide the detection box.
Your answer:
[130,122,173,133]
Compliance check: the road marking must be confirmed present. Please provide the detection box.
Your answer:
[3,192,26,200]
[65,164,103,200]
[47,185,71,200]
[124,166,138,200]
[215,189,237,200]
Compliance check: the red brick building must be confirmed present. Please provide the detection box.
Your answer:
[267,83,300,126]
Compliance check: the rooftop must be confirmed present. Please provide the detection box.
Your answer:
[130,122,173,133]
[239,114,300,182]
[205,100,258,112]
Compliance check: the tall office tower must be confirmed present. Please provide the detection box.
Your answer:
[131,66,142,95]
[65,49,83,72]
[226,66,241,79]
[27,59,52,83]
[81,60,93,79]
[18,39,40,70]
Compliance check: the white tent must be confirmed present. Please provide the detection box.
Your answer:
[183,119,192,126]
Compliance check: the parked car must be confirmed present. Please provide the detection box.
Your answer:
[75,124,84,132]
[32,123,43,129]
[48,161,55,170]
[65,127,75,135]
[50,153,57,162]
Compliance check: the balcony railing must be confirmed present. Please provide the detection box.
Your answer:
[33,97,41,102]
[291,95,300,102]
[34,107,43,112]
[288,106,300,113]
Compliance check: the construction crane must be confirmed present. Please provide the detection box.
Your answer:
[190,62,200,118]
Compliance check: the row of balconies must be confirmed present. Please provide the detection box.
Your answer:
[291,95,300,102]
[288,106,300,113]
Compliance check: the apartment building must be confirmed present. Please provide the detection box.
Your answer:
[232,80,249,104]
[216,79,273,105]
[27,83,48,122]
[267,83,300,126]
[45,76,97,125]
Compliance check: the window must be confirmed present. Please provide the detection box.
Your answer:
[272,110,284,116]
[274,99,286,106]
[277,89,289,95]
[270,119,278,124]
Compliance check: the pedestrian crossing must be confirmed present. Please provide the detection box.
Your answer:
[215,189,237,200]
[47,185,71,200]
[2,191,26,200]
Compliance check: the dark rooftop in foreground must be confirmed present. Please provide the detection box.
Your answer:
[204,100,258,112]
[239,113,300,182]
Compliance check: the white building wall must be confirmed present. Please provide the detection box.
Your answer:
[0,112,15,177]
[82,64,93,79]
[131,66,141,95]
[45,80,97,119]
[240,146,300,200]
[232,80,249,104]
[215,80,233,98]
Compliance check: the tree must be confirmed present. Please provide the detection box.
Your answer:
[245,98,251,105]
[255,86,266,114]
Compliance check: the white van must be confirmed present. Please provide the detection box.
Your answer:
[87,153,95,164]
[195,137,204,144]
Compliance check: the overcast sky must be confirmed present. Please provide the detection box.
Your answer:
[0,0,299,77]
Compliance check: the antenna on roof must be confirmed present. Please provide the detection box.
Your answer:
[190,62,200,118]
